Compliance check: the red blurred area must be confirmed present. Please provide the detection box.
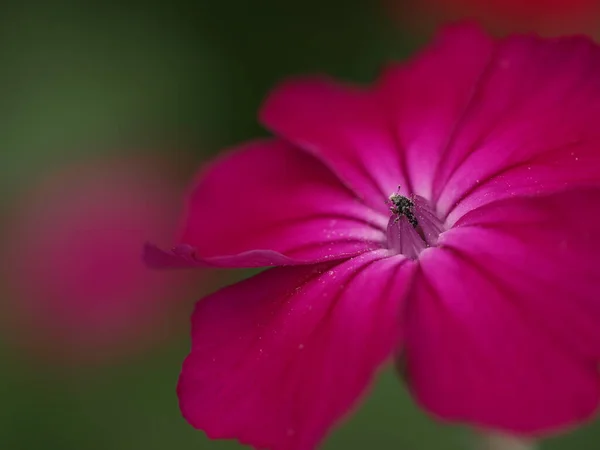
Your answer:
[1,155,202,366]
[385,0,600,36]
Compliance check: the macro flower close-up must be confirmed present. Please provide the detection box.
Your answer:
[147,23,600,450]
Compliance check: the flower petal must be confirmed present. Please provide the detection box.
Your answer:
[178,250,416,450]
[376,23,495,201]
[259,76,409,211]
[406,189,600,435]
[377,23,600,224]
[148,139,387,268]
[430,28,600,223]
[450,188,600,362]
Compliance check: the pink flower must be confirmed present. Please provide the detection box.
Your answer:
[2,155,197,365]
[147,24,600,449]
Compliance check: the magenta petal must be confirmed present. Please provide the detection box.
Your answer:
[406,189,600,435]
[164,139,387,268]
[376,23,600,223]
[143,243,305,269]
[425,28,600,222]
[449,189,600,362]
[178,250,416,450]
[259,76,409,210]
[376,23,494,200]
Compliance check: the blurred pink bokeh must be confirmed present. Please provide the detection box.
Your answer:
[1,154,201,366]
[384,0,600,36]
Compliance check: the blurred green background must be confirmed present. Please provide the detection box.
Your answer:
[1,1,600,449]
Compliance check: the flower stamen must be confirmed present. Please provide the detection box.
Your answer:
[386,187,446,258]
[388,192,419,228]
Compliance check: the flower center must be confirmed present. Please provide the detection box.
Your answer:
[386,188,446,259]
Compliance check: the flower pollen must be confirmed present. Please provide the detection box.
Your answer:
[388,191,418,228]
[386,187,446,259]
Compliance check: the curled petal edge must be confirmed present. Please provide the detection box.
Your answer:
[143,243,370,269]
